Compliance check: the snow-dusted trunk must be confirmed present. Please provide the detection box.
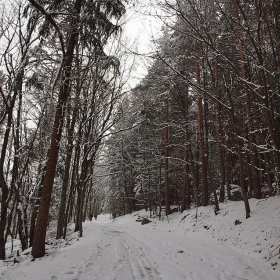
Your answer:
[233,0,262,199]
[181,87,190,212]
[255,0,280,193]
[63,143,80,239]
[0,66,25,259]
[75,155,91,237]
[17,200,28,251]
[269,1,280,63]
[56,109,77,239]
[29,167,44,247]
[225,82,250,219]
[213,42,226,203]
[196,62,208,207]
[13,90,28,251]
[164,99,170,215]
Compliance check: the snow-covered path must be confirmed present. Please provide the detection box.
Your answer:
[1,214,278,280]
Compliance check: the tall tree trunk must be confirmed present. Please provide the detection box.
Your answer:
[196,62,208,206]
[75,156,91,237]
[225,154,231,200]
[164,99,170,215]
[181,87,190,212]
[74,186,83,233]
[63,145,79,239]
[0,68,24,259]
[225,79,250,218]
[56,107,77,239]
[31,0,83,258]
[269,1,280,63]
[17,199,28,251]
[233,0,262,199]
[255,0,280,193]
[29,164,45,247]
[13,91,28,251]
[213,43,226,202]
[158,158,163,217]
[190,147,200,207]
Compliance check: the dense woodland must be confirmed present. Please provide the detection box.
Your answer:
[0,0,279,261]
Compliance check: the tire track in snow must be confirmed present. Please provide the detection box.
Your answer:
[113,231,162,280]
[52,225,162,280]
[106,229,162,280]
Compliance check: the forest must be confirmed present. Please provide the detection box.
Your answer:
[0,0,279,261]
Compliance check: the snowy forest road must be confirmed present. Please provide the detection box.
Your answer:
[1,215,278,280]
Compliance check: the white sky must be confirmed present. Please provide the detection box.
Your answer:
[120,1,164,87]
[123,4,162,52]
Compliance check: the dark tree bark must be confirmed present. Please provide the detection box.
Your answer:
[29,163,45,247]
[63,141,80,239]
[0,65,25,259]
[213,42,226,203]
[164,99,170,215]
[31,0,83,258]
[56,105,77,239]
[233,0,262,199]
[17,199,28,251]
[196,62,208,206]
[13,90,28,251]
[225,79,250,218]
[181,87,190,212]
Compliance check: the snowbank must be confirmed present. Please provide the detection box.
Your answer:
[119,196,280,272]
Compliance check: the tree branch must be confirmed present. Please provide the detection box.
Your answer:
[27,0,65,57]
[156,52,232,110]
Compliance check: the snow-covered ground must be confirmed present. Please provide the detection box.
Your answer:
[0,197,279,280]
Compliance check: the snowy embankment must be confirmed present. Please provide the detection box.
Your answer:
[178,197,280,268]
[0,197,279,280]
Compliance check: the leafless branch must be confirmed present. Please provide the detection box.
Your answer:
[27,0,65,57]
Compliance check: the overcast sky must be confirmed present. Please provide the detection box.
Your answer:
[120,1,165,87]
